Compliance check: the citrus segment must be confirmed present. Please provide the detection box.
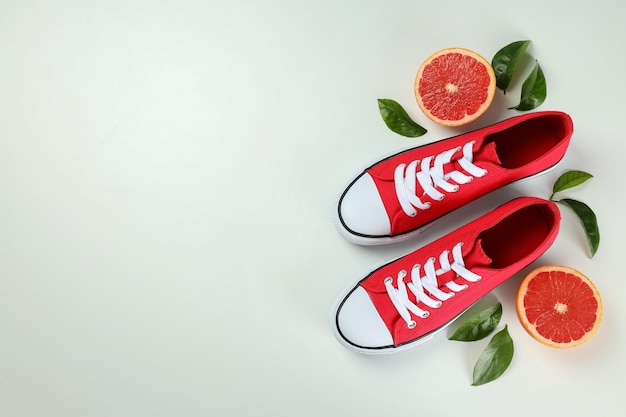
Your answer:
[414,47,496,127]
[516,265,602,348]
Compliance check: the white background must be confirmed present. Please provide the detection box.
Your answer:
[1,1,624,416]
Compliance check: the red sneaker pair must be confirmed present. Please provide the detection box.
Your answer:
[331,111,573,353]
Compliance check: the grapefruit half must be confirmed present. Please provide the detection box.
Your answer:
[516,265,602,348]
[414,47,496,127]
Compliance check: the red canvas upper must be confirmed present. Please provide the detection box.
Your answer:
[337,111,573,243]
[334,196,561,351]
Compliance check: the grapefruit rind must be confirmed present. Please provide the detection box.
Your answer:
[516,265,602,349]
[414,47,496,127]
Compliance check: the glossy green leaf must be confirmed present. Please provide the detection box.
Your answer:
[510,61,546,111]
[449,303,502,342]
[550,170,593,199]
[472,326,514,386]
[557,198,600,257]
[377,98,427,137]
[491,40,531,92]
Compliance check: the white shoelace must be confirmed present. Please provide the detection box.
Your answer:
[384,242,482,328]
[394,141,488,217]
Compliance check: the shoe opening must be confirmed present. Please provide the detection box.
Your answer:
[484,114,570,169]
[478,203,557,269]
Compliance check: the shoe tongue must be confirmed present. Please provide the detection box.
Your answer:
[433,239,492,288]
[443,141,500,178]
[465,239,492,268]
[474,141,501,166]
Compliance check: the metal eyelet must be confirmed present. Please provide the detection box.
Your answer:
[384,277,393,284]
[408,320,417,329]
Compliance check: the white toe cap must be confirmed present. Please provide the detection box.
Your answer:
[338,173,391,237]
[335,286,394,349]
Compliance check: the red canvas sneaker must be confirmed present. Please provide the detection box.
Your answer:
[332,196,560,354]
[335,111,572,245]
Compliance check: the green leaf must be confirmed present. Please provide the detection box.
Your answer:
[557,198,600,257]
[449,303,502,342]
[377,98,427,137]
[491,40,531,92]
[509,61,546,111]
[472,325,514,386]
[551,170,593,199]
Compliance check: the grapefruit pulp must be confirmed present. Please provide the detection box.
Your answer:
[414,47,496,127]
[516,265,602,348]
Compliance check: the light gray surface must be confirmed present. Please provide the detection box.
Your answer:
[1,1,624,416]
